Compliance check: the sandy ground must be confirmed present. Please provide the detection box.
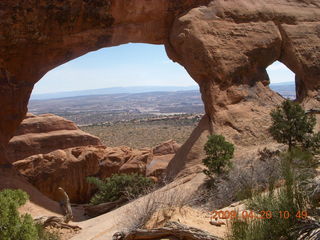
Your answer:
[4,142,283,240]
[69,173,206,240]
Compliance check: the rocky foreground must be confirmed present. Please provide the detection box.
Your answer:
[10,113,180,203]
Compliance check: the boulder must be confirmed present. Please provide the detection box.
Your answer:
[146,140,181,178]
[119,149,153,175]
[152,140,181,156]
[7,114,102,162]
[13,139,181,203]
[146,154,175,179]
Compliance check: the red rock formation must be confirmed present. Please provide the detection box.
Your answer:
[6,114,101,162]
[13,145,153,203]
[152,139,180,156]
[0,0,319,180]
[146,140,181,178]
[165,0,320,176]
[146,155,174,179]
[6,113,178,203]
[12,140,181,203]
[119,149,153,175]
[0,166,63,217]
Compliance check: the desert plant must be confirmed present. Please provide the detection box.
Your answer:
[0,189,38,240]
[87,173,154,205]
[269,99,317,150]
[303,132,320,155]
[229,101,320,239]
[228,190,300,240]
[202,134,234,177]
[228,149,315,240]
[0,189,60,240]
[122,187,192,231]
[235,183,254,201]
[122,191,159,231]
[195,147,283,210]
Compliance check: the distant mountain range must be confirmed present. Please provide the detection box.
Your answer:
[29,90,204,125]
[31,86,200,100]
[28,82,296,125]
[269,82,296,99]
[30,82,295,100]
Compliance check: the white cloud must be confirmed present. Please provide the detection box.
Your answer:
[266,61,295,84]
[267,62,285,71]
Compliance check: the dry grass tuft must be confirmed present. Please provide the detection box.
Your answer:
[120,187,193,232]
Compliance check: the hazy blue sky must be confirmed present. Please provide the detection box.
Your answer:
[33,43,295,94]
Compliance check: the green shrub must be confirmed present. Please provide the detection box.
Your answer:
[235,184,254,201]
[0,189,38,240]
[227,101,319,240]
[229,188,302,240]
[228,149,314,240]
[0,189,60,240]
[87,173,154,205]
[202,134,234,177]
[269,99,317,150]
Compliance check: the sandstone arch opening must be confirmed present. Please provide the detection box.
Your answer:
[29,43,203,148]
[267,61,296,100]
[10,43,205,203]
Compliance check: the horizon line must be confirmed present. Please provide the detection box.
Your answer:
[31,82,294,96]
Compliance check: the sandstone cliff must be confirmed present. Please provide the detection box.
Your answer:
[0,1,318,238]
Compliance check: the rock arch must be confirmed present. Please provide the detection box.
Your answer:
[164,1,320,176]
[0,0,319,178]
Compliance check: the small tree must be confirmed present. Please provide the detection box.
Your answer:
[269,99,316,151]
[202,134,234,177]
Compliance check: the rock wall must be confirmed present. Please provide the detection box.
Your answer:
[0,0,319,178]
[13,141,178,203]
[13,145,150,203]
[165,0,320,176]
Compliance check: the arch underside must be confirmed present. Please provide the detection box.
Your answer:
[0,0,319,178]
